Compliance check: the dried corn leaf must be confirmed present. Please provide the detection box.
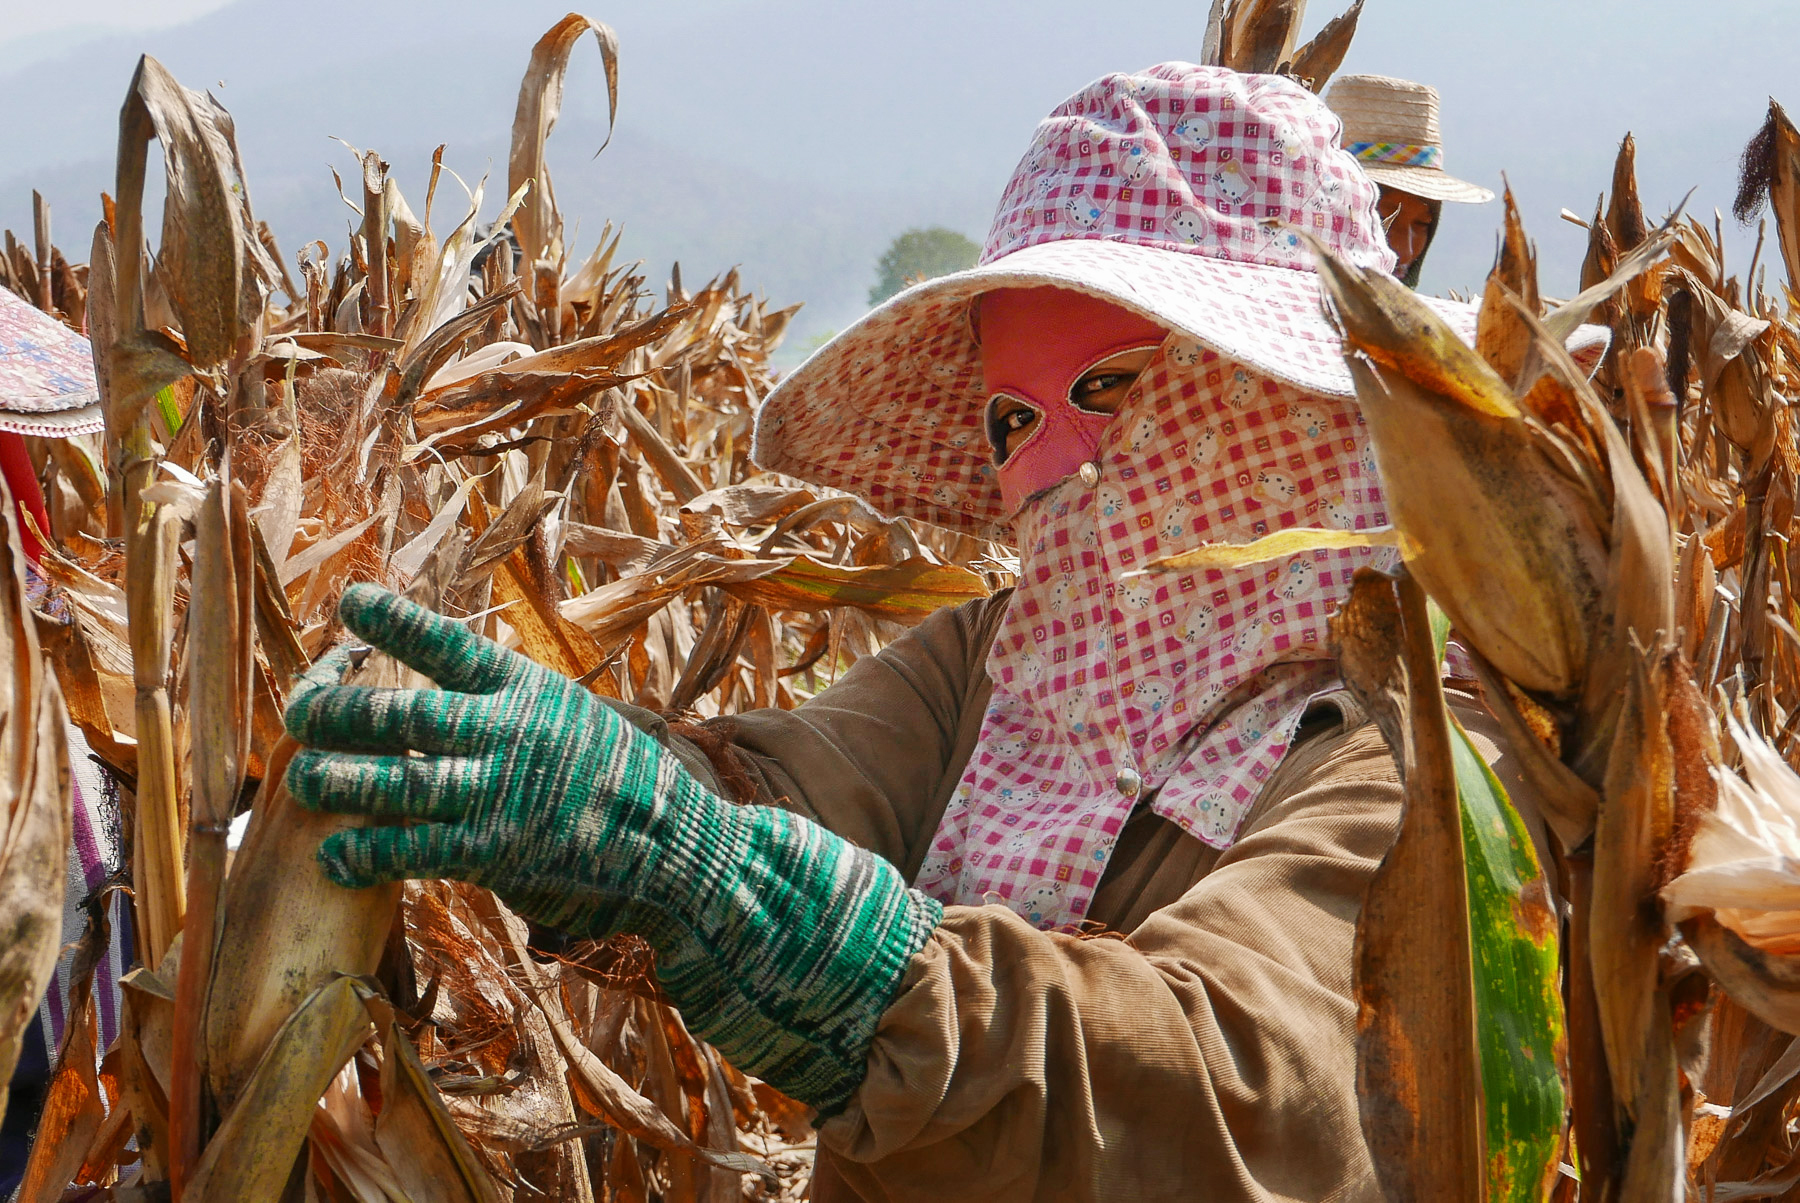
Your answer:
[186,974,375,1200]
[501,917,773,1183]
[114,56,247,372]
[509,13,619,275]
[493,544,610,685]
[1285,0,1362,90]
[1331,567,1484,1202]
[1589,648,1685,1199]
[721,555,989,625]
[369,1003,504,1203]
[15,991,102,1202]
[1221,0,1307,74]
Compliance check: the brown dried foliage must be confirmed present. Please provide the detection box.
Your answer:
[4,17,1003,1199]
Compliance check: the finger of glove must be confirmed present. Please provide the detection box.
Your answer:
[338,582,524,694]
[290,646,357,704]
[286,747,483,822]
[318,822,467,890]
[284,680,495,755]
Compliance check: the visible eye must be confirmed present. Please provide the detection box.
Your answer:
[1000,406,1037,432]
[986,395,1042,463]
[1073,372,1136,400]
[1068,347,1157,414]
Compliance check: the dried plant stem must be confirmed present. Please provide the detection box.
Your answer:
[121,430,186,969]
[31,191,51,313]
[1742,463,1776,730]
[361,152,390,338]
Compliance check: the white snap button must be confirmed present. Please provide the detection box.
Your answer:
[1078,461,1101,487]
[1114,768,1142,798]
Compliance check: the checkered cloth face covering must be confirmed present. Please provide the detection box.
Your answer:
[914,335,1397,930]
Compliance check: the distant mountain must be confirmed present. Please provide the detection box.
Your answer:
[1,0,1792,362]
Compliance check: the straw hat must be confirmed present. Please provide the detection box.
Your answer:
[754,64,1592,539]
[1325,74,1494,205]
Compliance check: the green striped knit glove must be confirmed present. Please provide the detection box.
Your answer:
[284,583,941,1111]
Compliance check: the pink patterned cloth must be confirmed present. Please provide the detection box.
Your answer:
[913,335,1393,929]
[754,65,1605,540]
[752,64,1605,929]
[0,288,101,436]
[979,65,1389,274]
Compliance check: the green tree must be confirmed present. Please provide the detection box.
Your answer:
[869,227,981,305]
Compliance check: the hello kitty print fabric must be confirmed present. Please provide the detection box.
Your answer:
[913,336,1394,931]
[982,64,1385,278]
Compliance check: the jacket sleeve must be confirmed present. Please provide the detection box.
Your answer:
[601,591,1009,878]
[813,708,1417,1203]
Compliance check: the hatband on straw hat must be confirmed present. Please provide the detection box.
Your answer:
[1325,74,1494,205]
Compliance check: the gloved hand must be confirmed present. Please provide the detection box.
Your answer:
[284,583,941,1111]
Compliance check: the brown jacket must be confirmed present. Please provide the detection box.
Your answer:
[615,592,1539,1202]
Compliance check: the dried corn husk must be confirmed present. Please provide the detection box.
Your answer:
[11,23,991,1200]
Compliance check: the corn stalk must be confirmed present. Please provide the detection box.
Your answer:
[14,22,994,1199]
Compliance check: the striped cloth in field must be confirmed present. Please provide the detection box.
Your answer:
[25,564,128,1065]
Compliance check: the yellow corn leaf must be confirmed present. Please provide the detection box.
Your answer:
[1140,525,1403,574]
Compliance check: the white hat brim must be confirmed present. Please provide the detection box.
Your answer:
[754,239,1604,537]
[0,402,103,438]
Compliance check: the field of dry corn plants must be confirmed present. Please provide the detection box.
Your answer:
[11,1,1800,1199]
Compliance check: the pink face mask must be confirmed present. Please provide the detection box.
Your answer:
[980,287,1168,516]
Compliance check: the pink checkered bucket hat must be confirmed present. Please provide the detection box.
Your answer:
[753,63,1603,538]
[0,287,102,437]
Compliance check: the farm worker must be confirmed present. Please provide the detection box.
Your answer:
[0,287,129,1192]
[1326,74,1496,286]
[285,65,1603,1201]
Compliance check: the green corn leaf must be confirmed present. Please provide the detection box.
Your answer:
[1429,598,1452,665]
[153,384,183,435]
[1451,712,1566,1202]
[1427,599,1565,1200]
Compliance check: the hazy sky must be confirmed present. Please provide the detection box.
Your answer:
[0,1,1791,355]
[0,0,234,64]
